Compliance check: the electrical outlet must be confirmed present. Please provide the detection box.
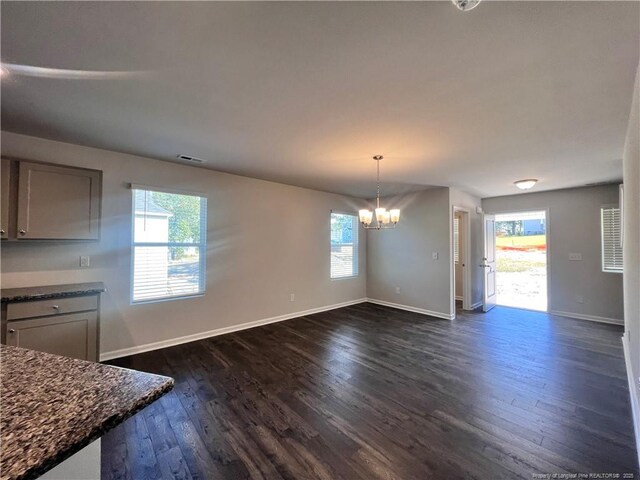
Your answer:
[432,252,439,260]
[569,253,582,261]
[575,295,584,304]
[395,287,401,294]
[290,293,295,302]
[79,256,90,268]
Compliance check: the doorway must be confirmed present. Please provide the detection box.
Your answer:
[452,208,471,312]
[494,211,548,311]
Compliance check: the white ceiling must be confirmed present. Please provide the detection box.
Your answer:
[1,1,638,198]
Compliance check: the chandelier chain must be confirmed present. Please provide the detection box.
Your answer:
[376,158,380,209]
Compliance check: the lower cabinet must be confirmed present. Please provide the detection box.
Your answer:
[3,293,100,362]
[6,312,98,362]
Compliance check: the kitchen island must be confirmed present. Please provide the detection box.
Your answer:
[0,345,173,480]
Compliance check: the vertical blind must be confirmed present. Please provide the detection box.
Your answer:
[601,206,622,272]
[132,188,207,302]
[330,213,358,279]
[453,217,460,264]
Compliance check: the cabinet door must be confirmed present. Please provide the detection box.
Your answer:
[6,311,98,361]
[17,162,101,240]
[1,159,10,239]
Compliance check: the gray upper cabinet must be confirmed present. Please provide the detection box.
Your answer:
[15,161,101,240]
[1,159,10,239]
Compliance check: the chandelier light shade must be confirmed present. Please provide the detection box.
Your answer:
[359,155,400,230]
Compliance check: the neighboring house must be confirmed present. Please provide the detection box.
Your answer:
[497,218,546,236]
[523,218,546,235]
[331,220,354,244]
[133,191,172,300]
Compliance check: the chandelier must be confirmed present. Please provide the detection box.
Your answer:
[359,155,400,230]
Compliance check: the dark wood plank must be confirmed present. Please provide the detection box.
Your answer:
[102,303,638,479]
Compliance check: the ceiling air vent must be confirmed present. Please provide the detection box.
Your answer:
[177,154,205,164]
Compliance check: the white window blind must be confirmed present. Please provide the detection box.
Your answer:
[330,213,358,279]
[132,188,207,302]
[453,217,460,264]
[601,206,622,273]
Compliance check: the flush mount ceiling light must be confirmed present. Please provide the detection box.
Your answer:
[359,155,400,230]
[514,179,538,190]
[451,0,482,12]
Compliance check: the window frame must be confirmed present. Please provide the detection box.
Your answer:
[600,205,623,274]
[130,185,208,304]
[330,211,359,280]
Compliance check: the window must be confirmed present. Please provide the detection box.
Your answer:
[132,187,207,302]
[453,217,460,264]
[330,212,358,279]
[601,206,622,273]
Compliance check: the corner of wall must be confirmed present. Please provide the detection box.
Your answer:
[622,61,640,464]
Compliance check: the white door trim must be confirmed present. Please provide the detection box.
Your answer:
[451,206,473,317]
[483,208,550,313]
[482,213,497,312]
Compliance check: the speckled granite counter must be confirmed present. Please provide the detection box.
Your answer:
[0,345,174,480]
[1,282,106,303]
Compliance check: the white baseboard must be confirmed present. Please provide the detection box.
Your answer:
[550,310,624,326]
[470,301,482,310]
[366,298,454,320]
[100,298,368,361]
[455,296,463,301]
[622,331,640,468]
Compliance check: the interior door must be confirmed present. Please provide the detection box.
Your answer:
[483,214,497,312]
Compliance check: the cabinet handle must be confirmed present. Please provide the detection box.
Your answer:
[52,305,60,310]
[8,329,15,334]
[18,229,26,236]
[0,229,5,235]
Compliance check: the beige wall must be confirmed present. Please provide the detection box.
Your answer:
[483,185,623,323]
[623,65,639,404]
[450,188,483,309]
[366,187,453,318]
[0,132,367,357]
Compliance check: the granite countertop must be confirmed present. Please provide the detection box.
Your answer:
[0,345,174,480]
[1,282,106,303]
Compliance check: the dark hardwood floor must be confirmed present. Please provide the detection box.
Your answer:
[102,303,638,479]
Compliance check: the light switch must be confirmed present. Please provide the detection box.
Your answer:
[432,252,439,260]
[395,287,401,294]
[80,256,90,268]
[569,253,582,261]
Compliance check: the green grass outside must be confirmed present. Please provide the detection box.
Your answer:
[496,234,546,248]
